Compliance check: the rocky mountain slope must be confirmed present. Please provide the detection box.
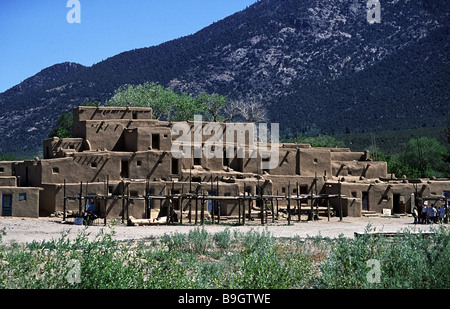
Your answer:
[0,0,448,155]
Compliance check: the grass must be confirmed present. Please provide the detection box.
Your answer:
[0,225,449,289]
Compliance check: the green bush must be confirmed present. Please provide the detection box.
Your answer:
[0,225,448,289]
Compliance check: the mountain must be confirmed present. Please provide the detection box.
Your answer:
[1,0,449,156]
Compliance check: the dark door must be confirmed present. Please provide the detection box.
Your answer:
[120,160,129,178]
[152,134,160,150]
[362,192,369,211]
[393,194,402,213]
[2,194,12,217]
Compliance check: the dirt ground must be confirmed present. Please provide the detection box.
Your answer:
[0,214,446,245]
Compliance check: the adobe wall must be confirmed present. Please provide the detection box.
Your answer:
[0,161,22,177]
[331,161,388,179]
[0,187,41,218]
[299,148,332,177]
[73,106,153,122]
[43,138,84,159]
[0,176,16,187]
[38,150,174,184]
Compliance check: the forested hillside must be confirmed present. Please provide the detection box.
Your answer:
[0,0,448,156]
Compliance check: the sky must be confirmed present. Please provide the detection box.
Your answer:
[0,0,257,93]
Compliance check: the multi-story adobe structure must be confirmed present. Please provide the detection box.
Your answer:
[1,106,449,221]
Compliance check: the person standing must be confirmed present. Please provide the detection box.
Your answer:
[421,204,428,224]
[439,205,446,223]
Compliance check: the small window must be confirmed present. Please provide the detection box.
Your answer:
[351,191,357,198]
[0,167,4,173]
[314,158,318,164]
[194,157,201,166]
[137,160,142,166]
[91,162,98,168]
[282,187,286,194]
[52,167,59,174]
[18,193,27,201]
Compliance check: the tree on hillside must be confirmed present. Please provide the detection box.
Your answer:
[392,137,449,178]
[196,92,226,122]
[48,111,73,138]
[106,82,176,120]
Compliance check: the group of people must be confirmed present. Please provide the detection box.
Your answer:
[413,203,449,224]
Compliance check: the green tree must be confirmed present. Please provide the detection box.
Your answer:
[396,137,449,178]
[106,82,176,120]
[195,92,226,122]
[48,111,73,138]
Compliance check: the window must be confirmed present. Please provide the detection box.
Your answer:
[52,167,59,174]
[282,187,286,194]
[18,193,27,201]
[172,158,179,174]
[91,162,98,168]
[314,158,318,164]
[351,191,357,198]
[137,160,142,166]
[194,157,201,166]
[0,167,4,173]
[152,134,160,150]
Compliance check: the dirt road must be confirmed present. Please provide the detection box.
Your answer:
[0,214,445,245]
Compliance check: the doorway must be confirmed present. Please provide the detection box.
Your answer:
[1,194,12,217]
[362,192,369,211]
[120,160,129,178]
[152,134,160,150]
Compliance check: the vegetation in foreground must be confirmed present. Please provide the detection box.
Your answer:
[0,224,448,289]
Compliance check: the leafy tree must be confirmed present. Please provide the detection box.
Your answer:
[48,112,73,138]
[195,92,226,122]
[387,137,449,178]
[171,93,203,122]
[106,82,176,120]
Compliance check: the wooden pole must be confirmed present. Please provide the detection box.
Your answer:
[287,182,291,225]
[327,198,330,221]
[276,190,279,219]
[121,181,125,224]
[201,190,205,225]
[339,178,343,221]
[63,179,67,222]
[296,182,300,222]
[79,181,83,215]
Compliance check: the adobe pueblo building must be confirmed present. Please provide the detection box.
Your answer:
[1,106,449,223]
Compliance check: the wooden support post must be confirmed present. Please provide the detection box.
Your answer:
[201,191,205,225]
[339,178,343,222]
[248,195,252,222]
[104,177,108,226]
[195,194,198,225]
[121,181,125,224]
[296,182,300,222]
[63,179,67,221]
[287,182,291,225]
[217,176,220,224]
[79,181,83,215]
[276,190,279,219]
[188,196,192,224]
[127,184,130,223]
[180,185,184,225]
[327,198,330,222]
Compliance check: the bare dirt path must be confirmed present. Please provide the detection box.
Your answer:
[0,215,445,245]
